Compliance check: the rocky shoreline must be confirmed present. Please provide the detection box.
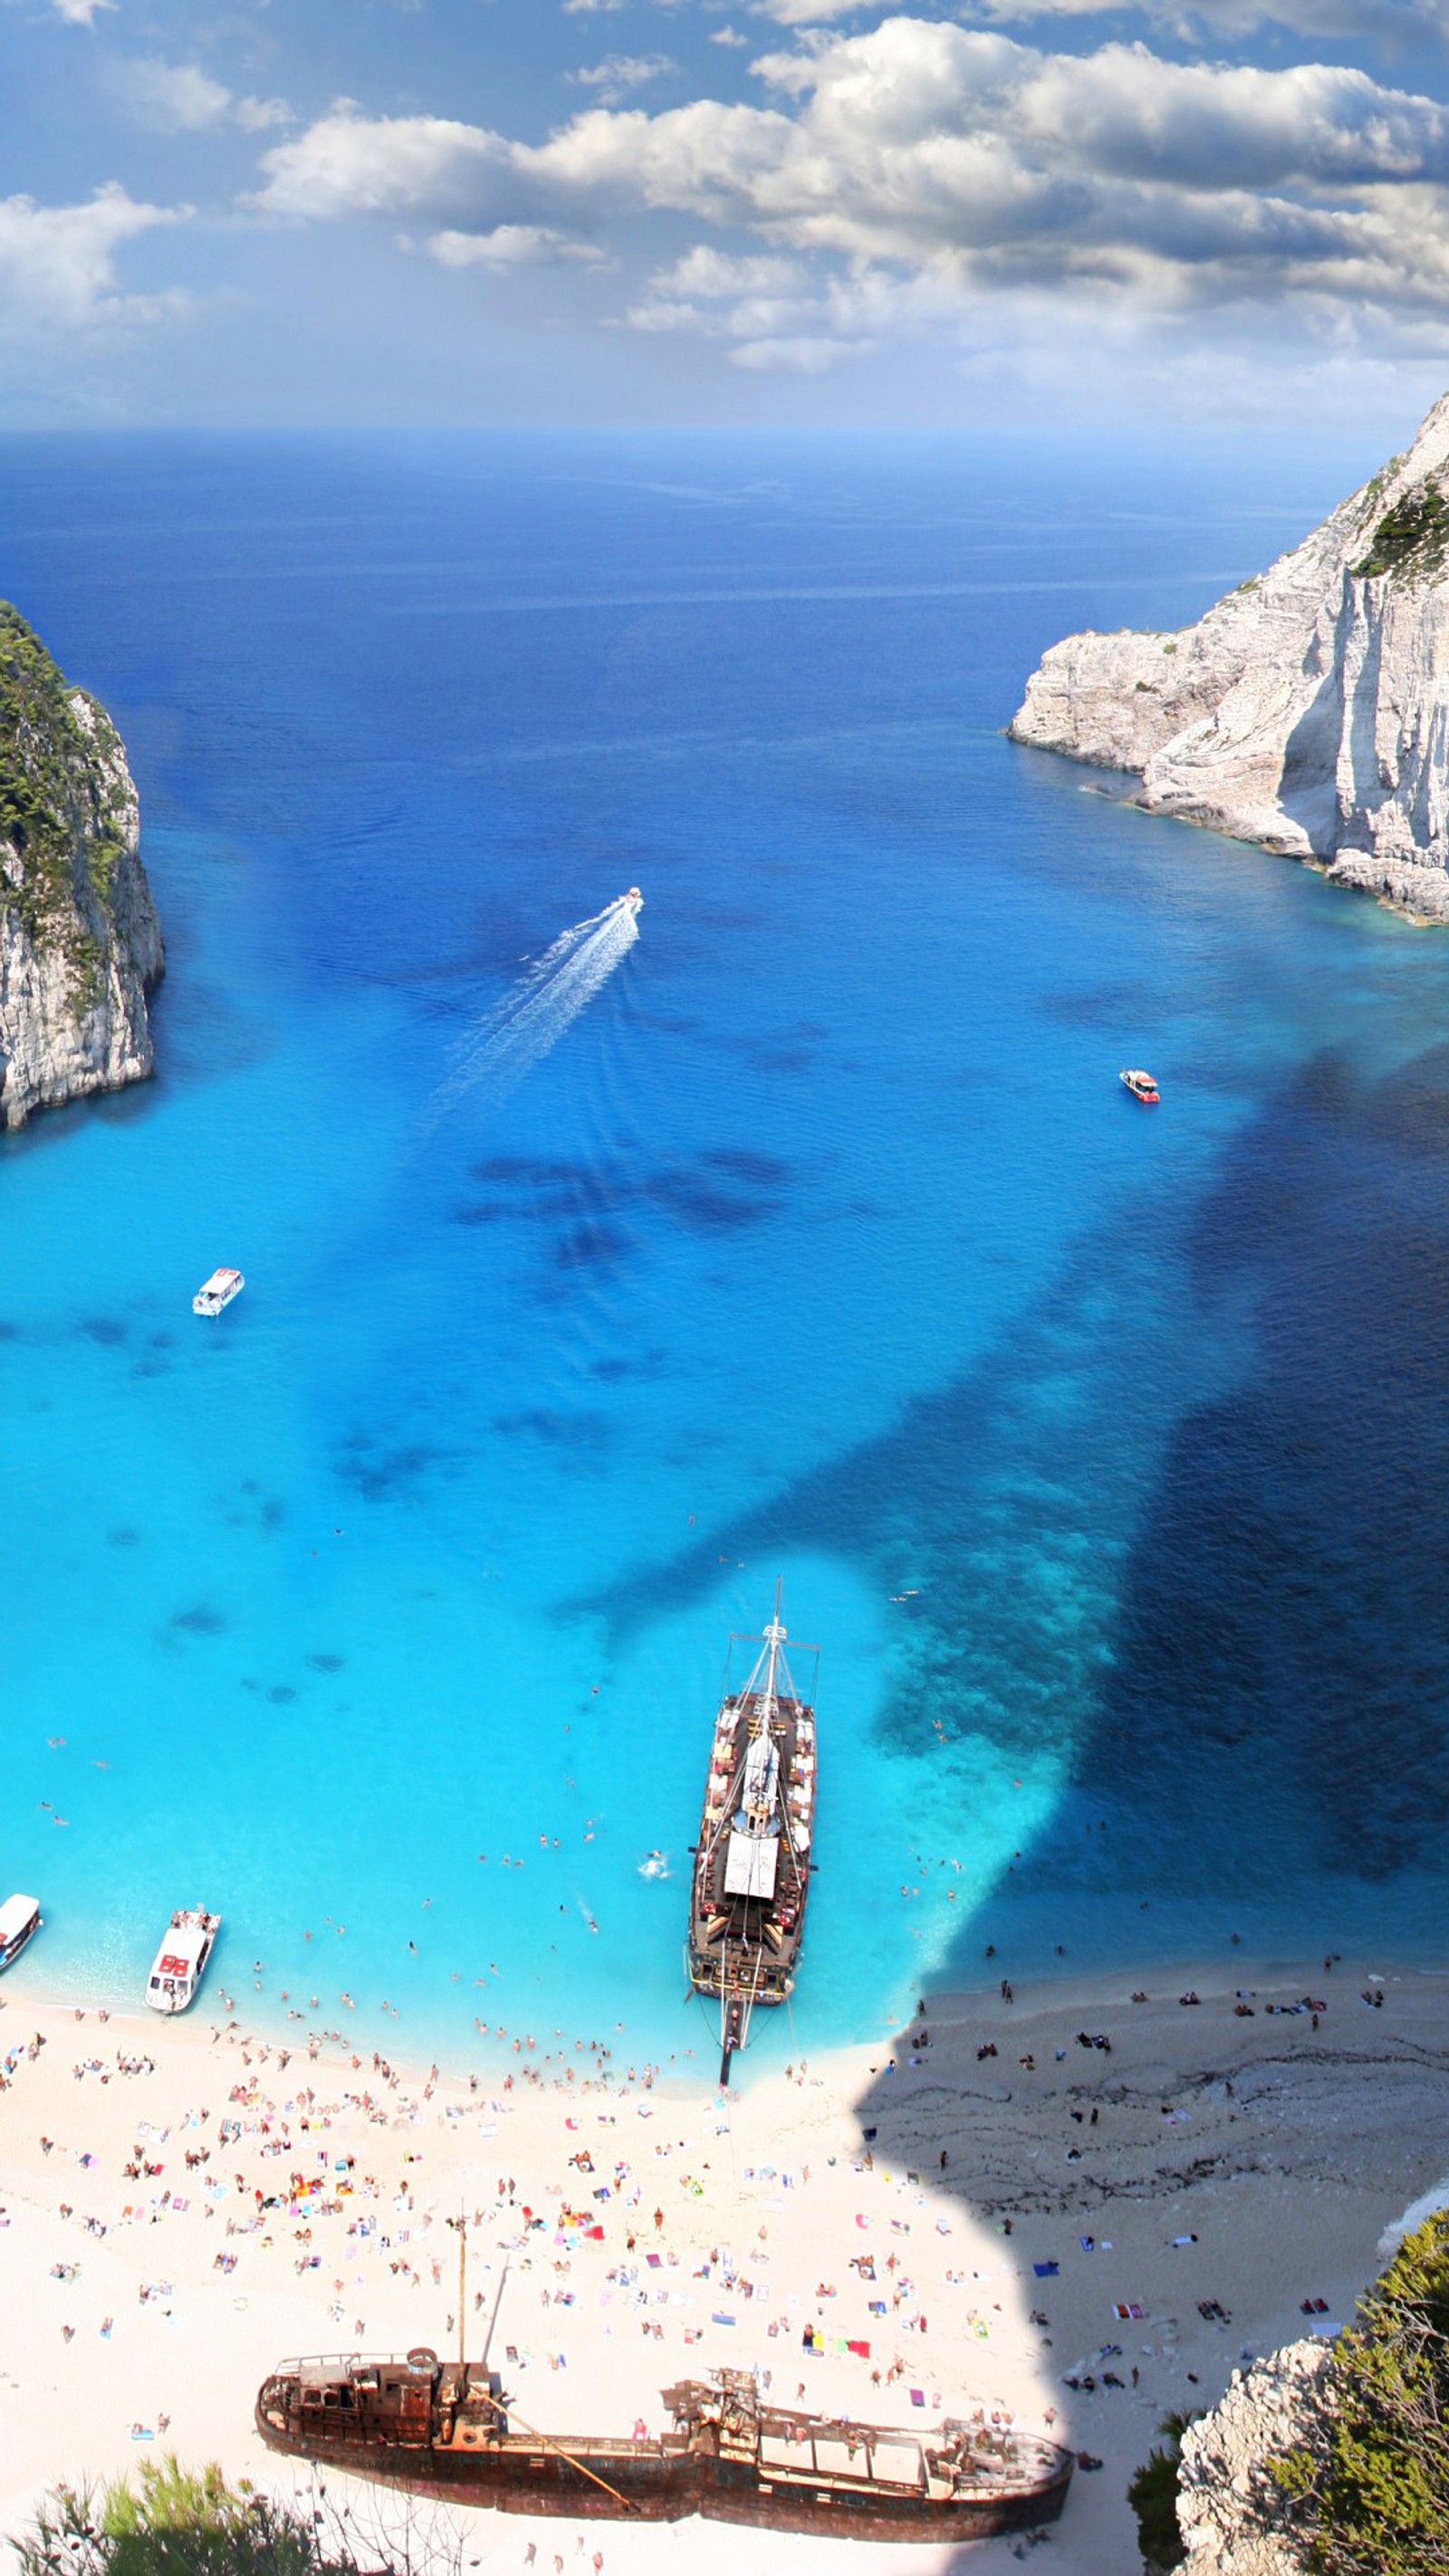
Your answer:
[1010,391,1449,926]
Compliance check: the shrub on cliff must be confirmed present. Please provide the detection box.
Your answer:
[1128,2411,1193,2570]
[1271,2209,1449,2575]
[12,2456,454,2576]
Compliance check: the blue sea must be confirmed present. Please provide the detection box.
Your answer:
[3,427,1448,2076]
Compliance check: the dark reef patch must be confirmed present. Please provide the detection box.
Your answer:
[584,1348,669,1383]
[464,1143,792,1245]
[171,1604,226,1634]
[699,1147,791,1187]
[552,1221,636,1271]
[307,1652,346,1673]
[335,1438,460,1501]
[81,1316,127,1345]
[1042,980,1167,1030]
[494,1407,611,1452]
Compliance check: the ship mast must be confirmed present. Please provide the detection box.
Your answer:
[758,1579,785,1720]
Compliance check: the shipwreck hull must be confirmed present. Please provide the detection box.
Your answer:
[255,2369,1073,2540]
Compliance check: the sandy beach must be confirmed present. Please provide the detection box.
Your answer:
[0,1954,1444,2575]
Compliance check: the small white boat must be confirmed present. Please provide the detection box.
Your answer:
[146,1907,220,2014]
[0,1893,42,1969]
[193,1267,244,1317]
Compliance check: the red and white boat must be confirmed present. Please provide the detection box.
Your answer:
[1118,1069,1160,1105]
[146,1907,220,2014]
[193,1267,245,1316]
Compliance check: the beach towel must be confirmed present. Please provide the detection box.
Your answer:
[847,2340,871,2358]
[1112,2302,1145,2321]
[713,2312,736,2328]
[1033,2262,1060,2277]
[910,2389,925,2408]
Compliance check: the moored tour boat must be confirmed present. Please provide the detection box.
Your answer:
[146,1907,220,2014]
[1118,1068,1160,1104]
[686,1585,818,2085]
[255,2355,1073,2541]
[0,1893,42,1969]
[193,1267,244,1316]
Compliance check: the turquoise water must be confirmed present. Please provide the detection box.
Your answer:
[4,429,1449,2074]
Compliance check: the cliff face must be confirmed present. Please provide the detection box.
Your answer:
[0,602,163,1129]
[1174,2340,1333,2576]
[1008,392,1449,922]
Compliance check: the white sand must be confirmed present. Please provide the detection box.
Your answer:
[0,1953,1444,2574]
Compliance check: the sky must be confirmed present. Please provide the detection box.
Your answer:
[5,0,1449,431]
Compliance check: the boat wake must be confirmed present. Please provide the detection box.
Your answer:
[427,890,641,1126]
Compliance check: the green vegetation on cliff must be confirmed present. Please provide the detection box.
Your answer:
[1129,2215,1449,2574]
[1128,2411,1193,2570]
[1352,478,1449,583]
[14,2456,407,2576]
[1272,2210,1449,2575]
[0,598,132,998]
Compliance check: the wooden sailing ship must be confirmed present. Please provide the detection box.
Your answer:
[686,1586,817,2083]
[255,2355,1073,2540]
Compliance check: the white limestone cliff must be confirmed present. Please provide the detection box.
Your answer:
[0,605,163,1129]
[1174,2340,1333,2576]
[1009,391,1449,922]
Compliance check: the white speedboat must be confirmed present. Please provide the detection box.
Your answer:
[146,1907,221,2014]
[193,1267,245,1317]
[0,1893,41,1969]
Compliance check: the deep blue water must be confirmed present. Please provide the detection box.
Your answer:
[3,428,1448,2075]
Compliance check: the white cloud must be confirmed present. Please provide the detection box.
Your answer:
[45,0,115,22]
[234,96,293,134]
[709,26,752,43]
[963,0,1449,32]
[728,333,856,369]
[255,108,511,219]
[119,58,234,132]
[0,185,190,329]
[252,21,1449,374]
[572,53,676,106]
[754,0,869,20]
[427,224,608,267]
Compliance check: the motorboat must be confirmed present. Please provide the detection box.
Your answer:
[1118,1069,1160,1105]
[193,1267,245,1317]
[622,887,644,912]
[146,1907,221,2014]
[0,1893,42,1969]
